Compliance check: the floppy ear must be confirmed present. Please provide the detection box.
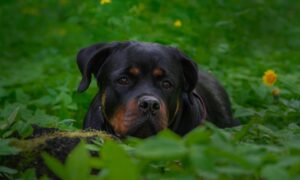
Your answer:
[177,50,199,93]
[76,42,119,92]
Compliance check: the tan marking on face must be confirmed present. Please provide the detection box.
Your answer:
[153,68,164,77]
[110,106,127,135]
[110,99,139,136]
[110,99,169,136]
[129,67,140,76]
[158,102,169,129]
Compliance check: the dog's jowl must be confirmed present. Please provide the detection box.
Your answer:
[77,41,239,138]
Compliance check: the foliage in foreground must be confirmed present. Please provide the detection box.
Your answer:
[3,122,298,179]
[0,0,300,179]
[42,123,300,179]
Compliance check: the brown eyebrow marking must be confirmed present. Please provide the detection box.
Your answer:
[128,67,140,76]
[153,68,164,77]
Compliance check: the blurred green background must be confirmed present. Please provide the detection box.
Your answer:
[1,1,300,179]
[0,0,299,132]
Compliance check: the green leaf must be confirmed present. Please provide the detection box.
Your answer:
[206,122,232,143]
[15,89,30,103]
[89,157,103,169]
[65,142,90,180]
[2,129,15,138]
[85,144,101,152]
[208,147,253,169]
[135,136,187,160]
[14,121,33,138]
[234,107,257,118]
[100,141,139,180]
[7,106,20,126]
[184,127,211,146]
[21,168,37,180]
[30,96,53,106]
[261,165,289,180]
[54,92,72,105]
[0,107,19,131]
[30,109,58,127]
[251,83,269,99]
[0,139,20,156]
[0,166,17,175]
[216,166,251,175]
[157,129,181,140]
[42,153,67,179]
[189,145,215,172]
[233,122,254,142]
[0,88,9,98]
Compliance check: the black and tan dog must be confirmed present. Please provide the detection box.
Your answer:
[77,41,239,138]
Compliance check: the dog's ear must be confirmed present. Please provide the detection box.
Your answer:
[176,50,198,93]
[76,42,119,92]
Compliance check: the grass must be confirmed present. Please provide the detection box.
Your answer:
[0,0,300,179]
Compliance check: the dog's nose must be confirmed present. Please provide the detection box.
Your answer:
[138,96,160,114]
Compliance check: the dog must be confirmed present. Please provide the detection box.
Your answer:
[76,41,239,138]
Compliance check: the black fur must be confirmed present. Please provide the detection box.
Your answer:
[77,41,239,138]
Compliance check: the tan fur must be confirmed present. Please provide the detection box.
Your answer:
[110,106,127,135]
[110,100,138,135]
[129,67,140,76]
[110,99,169,135]
[153,68,164,77]
[158,102,169,129]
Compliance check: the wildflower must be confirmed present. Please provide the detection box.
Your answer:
[271,88,280,97]
[100,0,111,5]
[174,19,182,27]
[262,70,277,86]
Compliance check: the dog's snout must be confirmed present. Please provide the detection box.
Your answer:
[138,96,160,114]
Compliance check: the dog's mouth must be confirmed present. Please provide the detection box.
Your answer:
[110,96,169,138]
[126,115,161,138]
[112,112,167,138]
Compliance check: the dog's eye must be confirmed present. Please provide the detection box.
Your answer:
[162,80,173,89]
[117,77,129,85]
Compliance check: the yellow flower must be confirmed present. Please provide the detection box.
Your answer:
[272,88,280,97]
[262,70,277,86]
[100,0,111,5]
[174,19,182,27]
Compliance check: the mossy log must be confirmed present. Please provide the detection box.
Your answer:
[1,128,114,178]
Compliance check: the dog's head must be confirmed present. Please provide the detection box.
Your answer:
[77,42,198,138]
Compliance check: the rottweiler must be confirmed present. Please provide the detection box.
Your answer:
[76,41,239,138]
